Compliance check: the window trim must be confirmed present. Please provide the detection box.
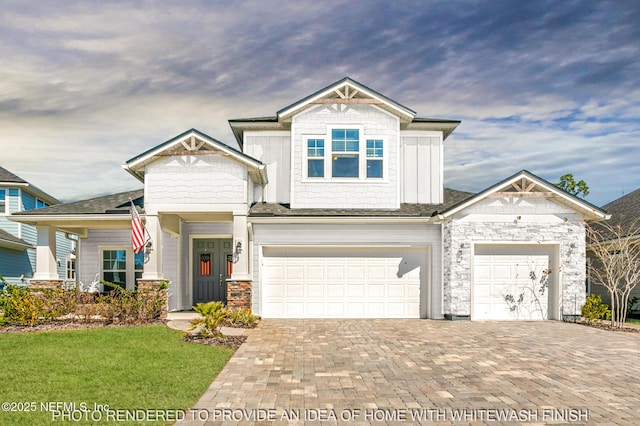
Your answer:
[0,189,6,215]
[302,126,388,182]
[99,246,144,291]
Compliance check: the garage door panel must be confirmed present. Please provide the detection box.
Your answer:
[262,247,426,318]
[306,283,325,297]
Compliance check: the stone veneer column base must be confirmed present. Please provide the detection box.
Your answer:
[29,280,63,290]
[227,281,252,311]
[136,279,168,319]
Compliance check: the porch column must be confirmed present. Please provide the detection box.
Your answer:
[231,213,250,280]
[32,225,59,280]
[142,214,163,280]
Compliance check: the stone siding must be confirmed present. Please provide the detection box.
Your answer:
[227,281,252,311]
[443,218,586,317]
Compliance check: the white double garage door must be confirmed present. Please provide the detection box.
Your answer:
[261,246,426,318]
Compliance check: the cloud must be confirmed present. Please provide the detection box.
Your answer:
[0,0,639,205]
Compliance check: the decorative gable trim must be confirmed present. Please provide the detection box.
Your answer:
[122,129,267,184]
[439,170,610,221]
[277,77,416,121]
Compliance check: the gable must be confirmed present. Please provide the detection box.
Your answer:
[123,129,266,184]
[441,171,609,222]
[277,77,416,122]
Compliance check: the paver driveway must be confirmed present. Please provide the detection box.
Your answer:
[179,320,640,425]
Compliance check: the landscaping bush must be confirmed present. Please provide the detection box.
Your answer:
[0,281,167,326]
[190,301,228,337]
[226,308,260,328]
[582,294,612,323]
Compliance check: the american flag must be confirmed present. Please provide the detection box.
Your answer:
[130,200,145,254]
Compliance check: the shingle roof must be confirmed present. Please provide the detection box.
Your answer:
[0,166,28,184]
[12,189,144,216]
[599,187,640,237]
[249,188,474,217]
[0,229,32,249]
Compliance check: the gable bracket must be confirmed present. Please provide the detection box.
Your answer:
[490,191,556,198]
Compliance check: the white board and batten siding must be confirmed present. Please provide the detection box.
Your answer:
[252,223,443,319]
[243,132,291,204]
[400,134,443,204]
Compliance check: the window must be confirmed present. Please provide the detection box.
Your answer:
[101,248,144,291]
[0,189,5,214]
[134,251,144,282]
[331,129,359,178]
[305,128,386,180]
[66,258,76,280]
[307,139,325,177]
[366,139,383,178]
[103,249,127,289]
[35,198,49,209]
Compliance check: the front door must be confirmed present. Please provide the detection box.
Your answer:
[193,239,233,305]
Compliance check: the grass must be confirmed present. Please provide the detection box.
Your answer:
[0,325,234,425]
[626,317,640,324]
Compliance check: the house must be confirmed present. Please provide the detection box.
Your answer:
[588,188,640,309]
[0,166,75,286]
[10,78,608,320]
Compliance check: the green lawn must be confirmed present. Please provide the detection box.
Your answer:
[0,325,234,425]
[627,318,640,324]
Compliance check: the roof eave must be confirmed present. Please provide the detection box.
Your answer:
[440,170,610,221]
[277,77,416,121]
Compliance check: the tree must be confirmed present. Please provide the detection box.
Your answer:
[586,220,640,328]
[555,174,589,198]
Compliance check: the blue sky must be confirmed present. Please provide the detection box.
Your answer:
[1,0,638,206]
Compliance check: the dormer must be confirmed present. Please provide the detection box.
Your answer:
[230,78,460,209]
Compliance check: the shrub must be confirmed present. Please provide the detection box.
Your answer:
[226,308,260,328]
[582,294,612,323]
[190,301,227,337]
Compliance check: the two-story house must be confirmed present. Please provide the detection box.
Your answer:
[0,166,75,286]
[11,78,608,320]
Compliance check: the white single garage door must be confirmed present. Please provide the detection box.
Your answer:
[261,246,427,318]
[473,245,555,320]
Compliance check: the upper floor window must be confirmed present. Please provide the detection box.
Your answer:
[0,189,5,214]
[35,198,49,209]
[305,128,385,180]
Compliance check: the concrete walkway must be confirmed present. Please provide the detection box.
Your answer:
[177,320,640,425]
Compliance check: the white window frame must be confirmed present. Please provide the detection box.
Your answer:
[0,189,6,215]
[35,198,49,209]
[99,247,144,291]
[303,125,388,182]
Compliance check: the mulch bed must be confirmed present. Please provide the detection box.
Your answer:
[0,319,250,349]
[183,334,247,349]
[575,320,640,333]
[0,320,166,334]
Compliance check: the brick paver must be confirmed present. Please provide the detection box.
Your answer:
[177,320,640,425]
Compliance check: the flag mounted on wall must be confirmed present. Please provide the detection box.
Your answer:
[130,200,146,254]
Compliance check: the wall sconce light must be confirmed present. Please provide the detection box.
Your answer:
[514,215,522,224]
[232,239,244,264]
[567,242,576,256]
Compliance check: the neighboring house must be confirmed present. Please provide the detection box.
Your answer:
[588,188,640,308]
[0,166,75,286]
[11,78,608,320]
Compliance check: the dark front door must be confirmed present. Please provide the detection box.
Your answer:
[193,238,233,305]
